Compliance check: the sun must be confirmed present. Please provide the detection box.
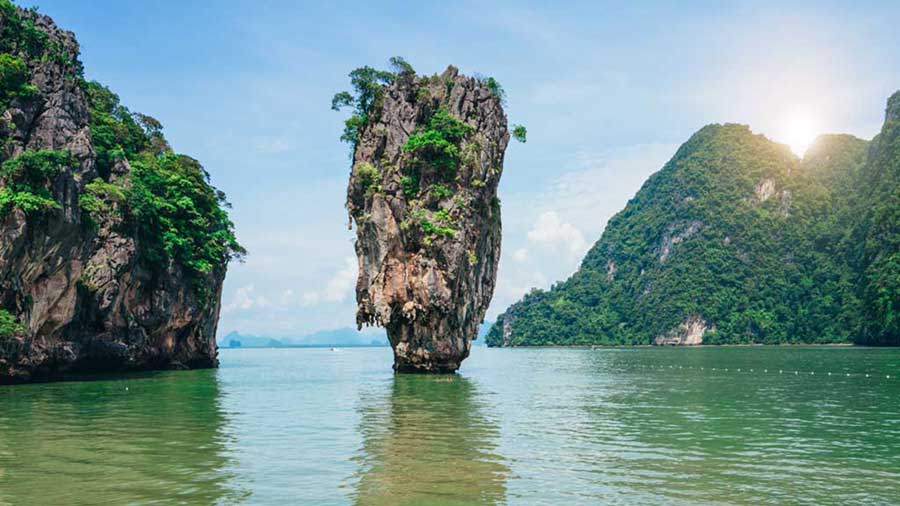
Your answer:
[778,113,819,157]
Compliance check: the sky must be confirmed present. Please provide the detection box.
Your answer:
[32,0,900,337]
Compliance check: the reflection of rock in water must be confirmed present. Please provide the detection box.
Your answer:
[351,375,508,505]
[0,370,248,505]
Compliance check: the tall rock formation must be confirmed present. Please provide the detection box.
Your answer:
[341,64,510,372]
[0,3,242,382]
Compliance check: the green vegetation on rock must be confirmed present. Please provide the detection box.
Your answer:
[0,308,23,338]
[402,107,474,174]
[511,124,527,143]
[77,81,245,276]
[855,92,900,344]
[331,62,400,147]
[0,53,35,108]
[0,149,70,216]
[490,101,900,347]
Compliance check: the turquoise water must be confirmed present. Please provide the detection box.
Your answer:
[1,347,899,505]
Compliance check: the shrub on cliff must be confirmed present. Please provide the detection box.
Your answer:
[331,63,399,146]
[0,149,70,216]
[402,107,474,174]
[79,80,244,277]
[0,309,23,338]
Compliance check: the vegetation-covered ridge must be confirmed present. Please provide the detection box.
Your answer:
[0,0,243,280]
[489,96,900,347]
[78,80,245,276]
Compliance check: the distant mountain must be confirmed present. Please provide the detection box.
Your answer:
[281,328,388,347]
[489,92,900,347]
[218,331,285,348]
[218,328,389,348]
[219,324,493,348]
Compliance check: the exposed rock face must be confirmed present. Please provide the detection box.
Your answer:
[0,7,228,382]
[347,66,508,372]
[653,316,713,346]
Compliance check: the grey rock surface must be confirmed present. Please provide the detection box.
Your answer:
[0,7,224,382]
[347,66,509,372]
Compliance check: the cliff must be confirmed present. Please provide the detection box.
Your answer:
[336,61,512,372]
[489,91,899,347]
[853,92,900,344]
[0,2,242,382]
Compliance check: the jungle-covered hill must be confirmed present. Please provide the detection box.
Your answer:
[488,92,899,347]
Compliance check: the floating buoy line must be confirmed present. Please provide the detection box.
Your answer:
[631,363,894,380]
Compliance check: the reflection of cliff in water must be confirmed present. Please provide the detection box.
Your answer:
[351,375,508,506]
[0,370,247,505]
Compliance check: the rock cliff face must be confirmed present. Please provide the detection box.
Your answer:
[346,66,509,372]
[0,4,239,382]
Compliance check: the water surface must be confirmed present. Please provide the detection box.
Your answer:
[1,347,898,505]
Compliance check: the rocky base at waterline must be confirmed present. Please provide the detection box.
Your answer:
[337,62,513,372]
[0,3,242,383]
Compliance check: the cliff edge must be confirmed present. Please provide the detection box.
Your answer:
[0,2,243,382]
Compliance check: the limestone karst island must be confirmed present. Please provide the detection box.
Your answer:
[0,1,898,505]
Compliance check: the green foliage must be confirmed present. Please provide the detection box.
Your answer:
[0,149,70,216]
[332,59,405,147]
[488,123,882,347]
[429,183,453,199]
[0,2,83,111]
[854,92,900,344]
[354,162,381,195]
[388,56,415,76]
[482,76,506,104]
[409,208,456,240]
[0,53,35,108]
[401,173,420,198]
[79,75,244,278]
[81,80,167,176]
[78,177,125,219]
[126,153,245,274]
[402,107,474,173]
[512,124,527,143]
[0,309,23,338]
[0,1,49,58]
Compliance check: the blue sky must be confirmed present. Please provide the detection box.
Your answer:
[33,0,900,336]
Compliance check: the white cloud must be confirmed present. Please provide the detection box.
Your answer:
[325,256,358,302]
[279,289,295,305]
[527,211,588,257]
[301,291,321,307]
[222,285,270,313]
[512,248,529,262]
[252,136,293,154]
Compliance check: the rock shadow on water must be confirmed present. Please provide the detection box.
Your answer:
[349,374,509,506]
[0,369,249,505]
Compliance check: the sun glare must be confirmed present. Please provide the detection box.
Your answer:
[779,113,819,157]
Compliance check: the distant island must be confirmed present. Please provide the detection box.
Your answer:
[220,322,493,349]
[489,93,899,347]
[218,328,389,349]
